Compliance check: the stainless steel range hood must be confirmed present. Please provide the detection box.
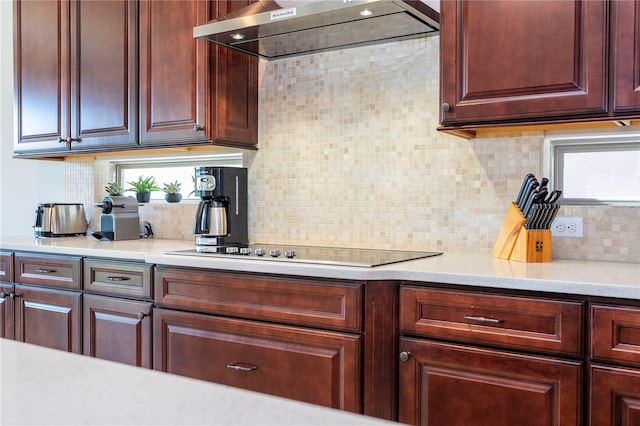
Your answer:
[193,0,439,60]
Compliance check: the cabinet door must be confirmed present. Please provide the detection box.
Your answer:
[210,0,258,149]
[13,0,70,154]
[0,284,14,339]
[610,0,640,115]
[440,0,607,126]
[399,338,582,426]
[590,364,640,426]
[139,0,209,146]
[154,308,361,413]
[14,285,82,353]
[83,294,152,368]
[69,0,138,151]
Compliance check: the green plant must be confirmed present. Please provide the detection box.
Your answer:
[104,182,124,195]
[188,175,196,197]
[126,175,160,193]
[162,180,182,194]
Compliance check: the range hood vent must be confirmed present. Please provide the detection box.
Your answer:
[193,0,439,60]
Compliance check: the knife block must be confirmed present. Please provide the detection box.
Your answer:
[492,202,552,262]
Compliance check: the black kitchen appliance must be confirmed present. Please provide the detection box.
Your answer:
[168,244,442,268]
[193,167,248,250]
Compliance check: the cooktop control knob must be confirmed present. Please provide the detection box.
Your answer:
[225,246,239,255]
[269,249,280,257]
[239,247,251,255]
[284,250,296,259]
[254,248,265,256]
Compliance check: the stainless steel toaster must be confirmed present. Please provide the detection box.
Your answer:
[34,203,87,237]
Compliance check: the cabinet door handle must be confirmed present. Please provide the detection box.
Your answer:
[464,315,504,324]
[70,137,81,144]
[34,268,56,274]
[105,276,131,282]
[442,102,451,113]
[399,351,411,362]
[227,362,258,372]
[137,312,148,320]
[0,292,5,300]
[10,292,18,299]
[194,124,204,132]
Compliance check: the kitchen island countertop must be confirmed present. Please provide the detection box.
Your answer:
[1,236,638,300]
[0,338,392,425]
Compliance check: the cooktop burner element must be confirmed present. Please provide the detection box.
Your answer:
[167,244,442,268]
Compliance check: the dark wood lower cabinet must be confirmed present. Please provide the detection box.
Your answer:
[590,364,640,426]
[0,283,14,339]
[13,285,82,353]
[153,307,361,412]
[83,294,152,368]
[399,338,582,426]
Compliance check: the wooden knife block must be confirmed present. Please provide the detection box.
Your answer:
[492,202,552,262]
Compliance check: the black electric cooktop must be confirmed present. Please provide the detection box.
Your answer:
[167,244,442,268]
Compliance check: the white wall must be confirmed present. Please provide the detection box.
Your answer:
[1,0,65,238]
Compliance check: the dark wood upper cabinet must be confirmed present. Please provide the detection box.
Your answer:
[14,0,257,157]
[439,0,608,129]
[610,0,640,115]
[138,0,258,149]
[139,0,209,146]
[13,0,138,155]
[13,0,70,154]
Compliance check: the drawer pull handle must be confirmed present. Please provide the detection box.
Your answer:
[105,276,131,282]
[464,315,504,324]
[227,362,258,372]
[35,269,56,274]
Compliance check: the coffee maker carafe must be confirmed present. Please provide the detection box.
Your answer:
[193,167,248,251]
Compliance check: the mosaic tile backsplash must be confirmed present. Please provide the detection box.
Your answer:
[65,36,639,263]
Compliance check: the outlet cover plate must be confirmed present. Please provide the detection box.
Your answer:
[551,217,584,238]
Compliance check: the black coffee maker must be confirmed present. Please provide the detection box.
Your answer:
[193,167,248,251]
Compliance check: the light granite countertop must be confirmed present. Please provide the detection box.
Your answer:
[0,338,392,425]
[1,236,638,300]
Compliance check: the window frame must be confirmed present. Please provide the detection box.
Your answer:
[544,127,640,206]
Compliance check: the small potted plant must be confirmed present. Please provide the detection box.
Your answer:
[104,182,124,196]
[163,180,182,203]
[126,175,160,203]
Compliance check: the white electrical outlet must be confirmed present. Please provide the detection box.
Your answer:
[551,217,584,238]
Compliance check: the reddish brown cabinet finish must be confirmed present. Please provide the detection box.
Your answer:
[83,258,153,300]
[14,253,82,290]
[400,286,583,356]
[83,294,152,368]
[0,283,14,339]
[13,285,82,353]
[139,0,257,149]
[209,0,258,149]
[589,303,640,425]
[154,267,399,420]
[590,365,640,426]
[154,308,361,412]
[13,0,138,155]
[440,0,607,127]
[399,285,584,425]
[399,338,583,426]
[610,0,640,115]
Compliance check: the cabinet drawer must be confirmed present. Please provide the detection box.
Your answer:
[591,304,640,368]
[0,252,13,282]
[84,259,152,299]
[155,267,363,332]
[400,286,583,356]
[153,308,361,412]
[15,253,81,290]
